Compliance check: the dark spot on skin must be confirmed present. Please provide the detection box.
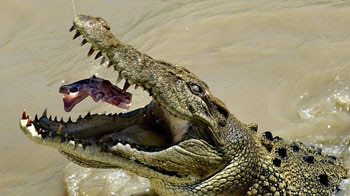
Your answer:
[273,158,281,167]
[290,143,300,152]
[328,155,337,161]
[273,136,283,141]
[260,168,269,177]
[321,159,334,165]
[264,145,272,152]
[277,148,287,158]
[248,124,258,132]
[319,174,329,186]
[218,120,226,127]
[303,156,315,164]
[262,185,269,192]
[263,131,273,141]
[314,148,322,154]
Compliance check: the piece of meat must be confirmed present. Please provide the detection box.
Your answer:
[59,75,132,112]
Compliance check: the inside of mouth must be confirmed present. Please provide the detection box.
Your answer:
[46,76,190,149]
[49,101,187,149]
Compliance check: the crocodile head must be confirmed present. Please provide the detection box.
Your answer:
[20,15,249,192]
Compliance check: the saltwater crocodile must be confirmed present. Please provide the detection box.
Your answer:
[20,15,348,195]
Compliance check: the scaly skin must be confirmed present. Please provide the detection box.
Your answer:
[20,15,348,195]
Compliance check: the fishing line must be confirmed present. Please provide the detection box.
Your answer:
[71,0,76,16]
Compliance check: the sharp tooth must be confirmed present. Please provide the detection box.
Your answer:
[57,125,63,134]
[22,110,27,120]
[49,115,52,121]
[100,57,106,65]
[34,114,38,121]
[123,81,130,93]
[107,61,113,68]
[54,116,57,121]
[81,39,87,46]
[42,108,48,118]
[73,30,81,39]
[87,46,94,57]
[116,74,123,83]
[26,116,32,127]
[69,25,76,32]
[94,51,102,59]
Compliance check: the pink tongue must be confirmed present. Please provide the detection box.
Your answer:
[59,76,132,112]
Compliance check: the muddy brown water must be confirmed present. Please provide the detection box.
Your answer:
[0,1,349,195]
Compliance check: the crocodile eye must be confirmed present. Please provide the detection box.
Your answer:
[190,84,203,94]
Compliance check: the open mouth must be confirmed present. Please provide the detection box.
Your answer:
[21,49,192,153]
[22,76,191,151]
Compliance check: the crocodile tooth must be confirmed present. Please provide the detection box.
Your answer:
[122,81,130,93]
[26,116,32,127]
[68,140,75,146]
[57,125,63,134]
[22,110,27,120]
[100,57,106,65]
[69,25,75,32]
[107,61,113,68]
[116,73,122,83]
[81,39,87,46]
[87,46,94,57]
[54,116,57,121]
[73,30,81,39]
[42,108,48,118]
[94,51,102,59]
